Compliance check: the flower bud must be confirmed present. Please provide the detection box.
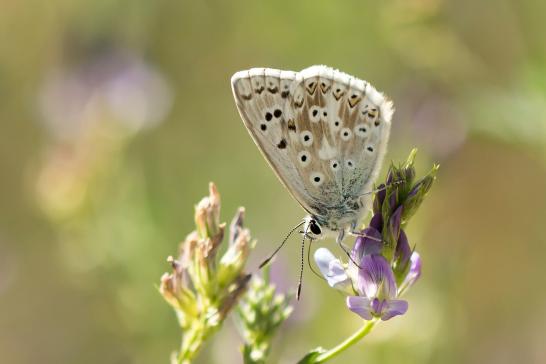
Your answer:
[236,271,293,363]
[159,184,258,362]
[401,148,417,185]
[159,257,198,328]
[385,206,403,253]
[393,230,411,285]
[195,183,224,249]
[218,273,252,321]
[402,165,438,222]
[373,184,386,215]
[351,226,382,265]
[369,212,383,232]
[218,225,254,287]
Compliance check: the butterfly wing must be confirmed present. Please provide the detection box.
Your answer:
[231,66,393,226]
[231,68,321,216]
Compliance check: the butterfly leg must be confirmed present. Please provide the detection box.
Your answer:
[349,230,382,242]
[347,220,382,242]
[336,230,362,268]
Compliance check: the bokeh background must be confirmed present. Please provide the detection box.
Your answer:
[1,0,546,363]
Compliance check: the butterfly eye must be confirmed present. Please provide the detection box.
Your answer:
[366,145,375,153]
[309,220,322,235]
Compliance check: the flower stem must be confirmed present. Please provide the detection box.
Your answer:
[312,319,378,363]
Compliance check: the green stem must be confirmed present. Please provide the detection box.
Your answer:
[177,317,219,364]
[312,319,378,363]
[177,322,205,364]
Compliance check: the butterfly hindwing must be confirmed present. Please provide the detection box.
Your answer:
[232,65,393,229]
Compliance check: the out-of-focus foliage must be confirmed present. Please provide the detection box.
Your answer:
[0,0,545,363]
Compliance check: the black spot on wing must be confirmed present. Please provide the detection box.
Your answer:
[277,139,287,149]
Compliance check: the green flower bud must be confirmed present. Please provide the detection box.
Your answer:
[402,164,439,222]
[236,270,293,364]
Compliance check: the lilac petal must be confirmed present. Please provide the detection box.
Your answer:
[381,299,408,321]
[389,192,397,211]
[371,298,383,315]
[394,230,411,272]
[347,296,373,320]
[403,252,422,288]
[387,170,394,185]
[407,182,420,199]
[388,206,403,241]
[351,226,382,264]
[328,260,351,287]
[404,165,416,182]
[358,255,397,299]
[369,213,383,231]
[314,248,351,290]
[373,184,386,214]
[314,247,337,276]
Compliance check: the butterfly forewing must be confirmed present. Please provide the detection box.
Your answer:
[231,68,319,215]
[231,65,393,230]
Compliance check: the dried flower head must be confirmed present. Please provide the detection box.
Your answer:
[159,183,255,363]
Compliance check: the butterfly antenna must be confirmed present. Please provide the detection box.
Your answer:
[359,180,404,197]
[297,224,310,300]
[259,221,305,269]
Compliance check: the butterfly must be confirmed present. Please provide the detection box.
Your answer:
[231,65,393,248]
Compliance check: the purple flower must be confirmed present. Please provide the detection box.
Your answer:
[314,248,352,293]
[315,247,411,321]
[346,255,408,321]
[398,252,422,295]
[315,240,421,322]
[369,212,383,232]
[351,226,382,265]
[313,150,435,324]
[393,229,412,283]
[373,184,386,214]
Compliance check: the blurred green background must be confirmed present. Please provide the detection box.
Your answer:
[1,0,546,363]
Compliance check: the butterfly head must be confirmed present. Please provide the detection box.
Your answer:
[303,216,337,241]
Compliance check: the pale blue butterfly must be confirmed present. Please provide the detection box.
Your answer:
[231,66,393,296]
